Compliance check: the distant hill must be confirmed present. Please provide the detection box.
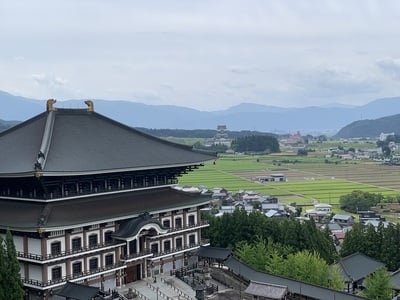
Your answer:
[0,119,19,133]
[2,90,400,134]
[335,114,400,138]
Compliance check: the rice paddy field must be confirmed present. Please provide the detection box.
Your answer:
[178,154,400,216]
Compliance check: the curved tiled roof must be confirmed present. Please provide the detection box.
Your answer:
[0,105,215,177]
[0,187,210,231]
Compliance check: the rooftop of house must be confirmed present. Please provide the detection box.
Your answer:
[337,252,385,282]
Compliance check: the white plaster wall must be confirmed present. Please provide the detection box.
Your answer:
[46,237,65,255]
[13,235,24,252]
[103,227,115,241]
[86,254,101,270]
[186,232,197,245]
[47,263,66,280]
[187,213,197,224]
[102,251,114,266]
[104,277,116,291]
[28,238,41,255]
[162,238,172,252]
[69,233,84,248]
[175,254,184,269]
[163,261,173,274]
[173,214,183,226]
[29,264,43,281]
[174,235,184,248]
[70,258,85,274]
[85,230,100,247]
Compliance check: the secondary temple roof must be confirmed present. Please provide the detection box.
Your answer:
[0,186,210,231]
[0,100,215,177]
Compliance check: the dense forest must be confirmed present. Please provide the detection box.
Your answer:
[203,209,336,263]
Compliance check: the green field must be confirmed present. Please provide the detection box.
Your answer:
[178,154,400,214]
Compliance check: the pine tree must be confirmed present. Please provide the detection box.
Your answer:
[3,229,24,300]
[0,235,6,300]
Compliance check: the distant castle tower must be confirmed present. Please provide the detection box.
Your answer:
[214,125,231,147]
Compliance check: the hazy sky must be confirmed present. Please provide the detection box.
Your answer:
[1,1,400,111]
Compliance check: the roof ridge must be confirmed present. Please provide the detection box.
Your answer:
[35,110,55,173]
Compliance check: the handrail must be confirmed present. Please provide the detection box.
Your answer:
[22,261,124,287]
[148,221,209,239]
[160,277,195,300]
[17,241,124,262]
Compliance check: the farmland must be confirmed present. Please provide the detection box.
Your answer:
[178,154,400,215]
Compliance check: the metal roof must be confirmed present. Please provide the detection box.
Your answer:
[56,281,100,300]
[244,281,287,299]
[0,103,215,177]
[337,252,385,282]
[0,187,210,231]
[225,256,366,300]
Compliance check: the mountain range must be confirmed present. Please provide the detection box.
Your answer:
[1,90,400,135]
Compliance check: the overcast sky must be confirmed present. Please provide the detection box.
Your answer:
[1,1,400,111]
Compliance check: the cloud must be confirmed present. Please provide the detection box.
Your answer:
[296,66,380,99]
[377,57,400,79]
[31,73,68,87]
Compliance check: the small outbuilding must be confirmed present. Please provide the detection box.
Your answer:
[244,281,288,300]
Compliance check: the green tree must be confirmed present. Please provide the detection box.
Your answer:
[231,135,280,153]
[339,190,384,213]
[329,264,345,291]
[0,235,6,300]
[361,267,393,300]
[2,230,24,300]
[282,251,331,287]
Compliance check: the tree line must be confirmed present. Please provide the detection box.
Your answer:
[0,229,24,299]
[203,209,336,263]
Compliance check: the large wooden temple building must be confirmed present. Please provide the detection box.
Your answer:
[0,100,215,299]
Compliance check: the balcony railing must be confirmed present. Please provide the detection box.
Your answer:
[119,249,152,261]
[17,241,124,262]
[149,221,209,240]
[22,261,125,288]
[151,239,210,258]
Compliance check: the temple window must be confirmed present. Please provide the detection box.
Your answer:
[89,257,98,271]
[72,261,82,276]
[88,234,98,247]
[104,231,113,244]
[105,254,114,267]
[175,217,182,229]
[71,237,82,251]
[51,241,61,256]
[52,266,62,281]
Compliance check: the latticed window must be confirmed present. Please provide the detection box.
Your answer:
[89,257,98,271]
[105,254,113,267]
[175,217,182,228]
[72,237,82,251]
[151,243,159,255]
[52,267,62,281]
[164,240,171,252]
[176,237,183,249]
[188,215,195,226]
[189,234,196,246]
[88,234,98,247]
[163,219,171,228]
[72,261,82,275]
[104,231,113,244]
[51,241,61,255]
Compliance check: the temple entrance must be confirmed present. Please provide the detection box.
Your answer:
[126,263,142,283]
